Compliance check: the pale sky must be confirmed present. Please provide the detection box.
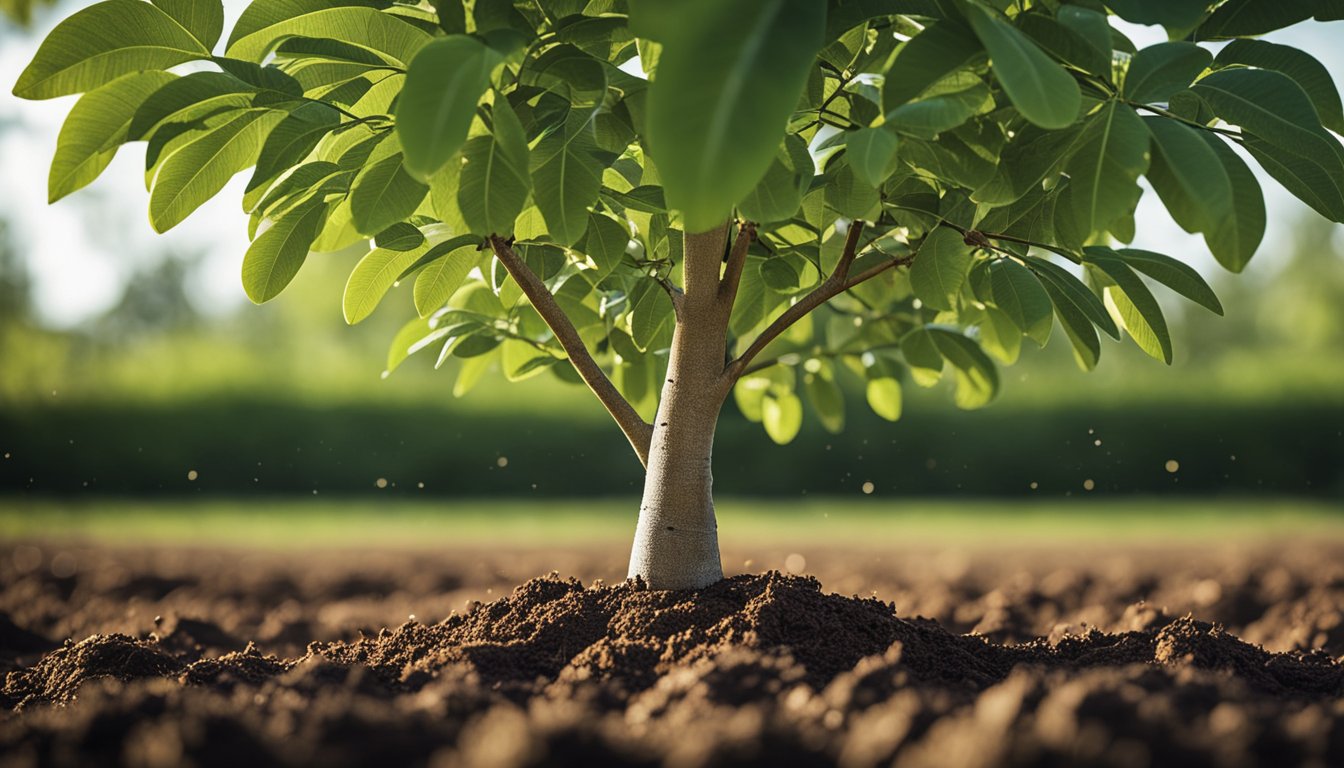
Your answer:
[0,3,1339,327]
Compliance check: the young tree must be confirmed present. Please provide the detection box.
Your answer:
[15,0,1344,588]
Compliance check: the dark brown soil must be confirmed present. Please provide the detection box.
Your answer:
[2,541,1342,766]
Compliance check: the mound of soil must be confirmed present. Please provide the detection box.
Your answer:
[3,565,1342,767]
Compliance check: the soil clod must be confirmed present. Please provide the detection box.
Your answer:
[2,546,1342,766]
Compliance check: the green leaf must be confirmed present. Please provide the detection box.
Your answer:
[459,98,532,236]
[1196,0,1320,39]
[1022,255,1119,338]
[343,243,430,324]
[909,226,973,311]
[737,133,814,224]
[847,128,901,188]
[1059,101,1149,238]
[149,109,285,232]
[349,152,430,236]
[1125,42,1212,104]
[1056,5,1113,62]
[152,0,225,50]
[500,340,552,382]
[453,352,494,396]
[1116,247,1222,314]
[1084,248,1172,364]
[385,315,435,375]
[49,71,177,203]
[1143,116,1233,235]
[581,212,631,277]
[1038,278,1100,370]
[986,258,1052,345]
[646,0,824,232]
[414,238,482,317]
[1241,133,1344,223]
[977,306,1023,364]
[929,327,999,409]
[396,35,501,180]
[375,222,424,251]
[129,71,260,142]
[227,5,431,66]
[804,360,845,433]
[531,116,605,246]
[526,44,610,109]
[245,104,342,210]
[862,357,903,421]
[1103,0,1210,35]
[900,326,945,385]
[964,4,1080,130]
[1018,13,1110,78]
[13,0,208,100]
[882,20,984,108]
[242,202,327,303]
[761,391,803,444]
[824,162,880,219]
[1200,133,1264,272]
[1212,39,1344,134]
[824,0,938,40]
[883,84,992,139]
[630,282,674,351]
[973,123,1080,205]
[1191,69,1344,176]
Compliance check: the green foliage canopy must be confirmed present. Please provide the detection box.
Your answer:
[15,0,1344,444]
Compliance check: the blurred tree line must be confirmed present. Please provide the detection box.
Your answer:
[0,211,1340,498]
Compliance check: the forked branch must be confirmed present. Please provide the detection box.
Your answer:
[724,221,921,383]
[488,235,653,467]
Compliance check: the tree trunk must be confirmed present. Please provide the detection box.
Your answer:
[627,228,732,590]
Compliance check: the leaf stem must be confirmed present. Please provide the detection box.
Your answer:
[1128,101,1242,139]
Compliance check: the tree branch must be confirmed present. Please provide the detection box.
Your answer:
[716,220,757,311]
[723,220,883,383]
[726,250,914,382]
[488,235,653,467]
[886,204,1083,264]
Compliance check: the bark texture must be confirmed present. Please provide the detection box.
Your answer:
[627,225,734,590]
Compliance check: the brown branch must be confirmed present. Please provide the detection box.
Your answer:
[716,220,756,311]
[833,220,866,284]
[722,220,882,383]
[887,205,1083,264]
[731,253,914,379]
[488,235,653,467]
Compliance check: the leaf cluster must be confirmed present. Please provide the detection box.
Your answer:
[15,0,1344,443]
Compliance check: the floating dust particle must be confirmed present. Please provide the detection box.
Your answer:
[784,553,807,574]
[496,457,509,468]
[1094,439,1102,446]
[417,482,425,489]
[375,478,388,489]
[1165,460,1180,473]
[861,481,875,494]
[1083,479,1095,491]
[187,470,198,481]
[1029,481,1039,490]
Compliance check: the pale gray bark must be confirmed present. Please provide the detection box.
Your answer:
[627,225,734,590]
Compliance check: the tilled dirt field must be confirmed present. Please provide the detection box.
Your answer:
[1,538,1342,767]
